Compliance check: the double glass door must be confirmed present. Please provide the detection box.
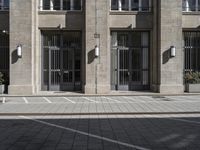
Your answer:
[42,31,81,91]
[111,31,149,91]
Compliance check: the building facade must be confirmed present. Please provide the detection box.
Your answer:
[0,0,200,95]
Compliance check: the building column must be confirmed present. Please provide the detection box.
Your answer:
[9,0,36,95]
[85,0,110,94]
[156,0,184,94]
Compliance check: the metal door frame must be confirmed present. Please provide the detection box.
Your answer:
[42,31,82,91]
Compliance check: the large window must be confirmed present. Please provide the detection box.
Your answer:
[183,0,200,11]
[0,0,9,10]
[111,0,151,12]
[184,32,200,74]
[40,0,82,11]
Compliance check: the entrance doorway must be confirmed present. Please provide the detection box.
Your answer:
[111,31,150,91]
[42,31,81,91]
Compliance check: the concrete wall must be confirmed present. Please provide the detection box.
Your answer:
[182,14,200,28]
[38,12,84,29]
[85,0,110,94]
[157,0,184,93]
[9,0,36,95]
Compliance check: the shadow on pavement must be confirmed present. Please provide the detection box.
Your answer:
[0,116,199,150]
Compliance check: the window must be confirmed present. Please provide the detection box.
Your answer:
[0,0,9,10]
[111,0,151,12]
[40,0,82,11]
[183,0,200,11]
[184,32,200,75]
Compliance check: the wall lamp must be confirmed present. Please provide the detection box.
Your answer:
[95,45,99,57]
[17,44,22,58]
[170,46,176,57]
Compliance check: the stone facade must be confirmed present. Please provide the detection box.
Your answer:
[0,0,200,95]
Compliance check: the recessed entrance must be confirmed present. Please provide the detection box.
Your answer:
[42,31,81,91]
[111,31,150,91]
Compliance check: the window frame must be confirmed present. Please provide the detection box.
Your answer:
[0,0,9,11]
[183,0,200,12]
[110,0,152,12]
[39,0,82,11]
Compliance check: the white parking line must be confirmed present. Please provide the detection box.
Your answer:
[23,97,28,104]
[2,97,5,104]
[83,97,99,103]
[103,97,120,103]
[63,97,76,104]
[20,116,149,150]
[43,97,52,103]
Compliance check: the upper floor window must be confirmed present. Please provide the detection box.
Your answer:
[111,0,151,12]
[40,0,82,11]
[183,0,200,12]
[0,0,9,10]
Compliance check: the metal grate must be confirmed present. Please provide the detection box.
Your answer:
[184,31,200,74]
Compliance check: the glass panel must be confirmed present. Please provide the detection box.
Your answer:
[119,71,129,85]
[53,0,61,10]
[117,33,128,47]
[63,50,73,70]
[43,0,50,10]
[130,32,141,47]
[63,0,70,10]
[131,0,139,11]
[63,71,73,82]
[3,0,9,10]
[199,0,200,10]
[75,71,80,82]
[111,0,118,10]
[122,0,129,10]
[74,0,81,10]
[131,71,141,82]
[132,49,140,69]
[141,0,149,11]
[183,0,196,11]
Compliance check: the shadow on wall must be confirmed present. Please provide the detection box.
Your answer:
[162,48,171,64]
[88,49,95,64]
[11,49,19,64]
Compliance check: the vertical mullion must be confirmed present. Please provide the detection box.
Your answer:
[149,0,152,12]
[129,0,131,11]
[2,0,4,10]
[139,0,142,11]
[60,0,63,10]
[40,0,43,10]
[196,0,198,11]
[50,0,54,10]
[118,0,122,11]
[70,0,74,10]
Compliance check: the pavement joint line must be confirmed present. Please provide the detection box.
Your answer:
[83,97,99,103]
[2,97,5,104]
[0,112,200,116]
[23,97,28,104]
[123,96,146,102]
[20,115,149,150]
[43,97,52,103]
[102,96,121,103]
[63,97,76,104]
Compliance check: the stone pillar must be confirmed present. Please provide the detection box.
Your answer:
[85,0,110,94]
[9,0,35,95]
[157,0,184,93]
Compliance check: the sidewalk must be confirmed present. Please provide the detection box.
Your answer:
[0,96,200,115]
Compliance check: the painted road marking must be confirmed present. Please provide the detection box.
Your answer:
[63,97,76,104]
[43,97,52,103]
[23,97,28,104]
[20,116,149,150]
[103,97,120,103]
[83,97,99,103]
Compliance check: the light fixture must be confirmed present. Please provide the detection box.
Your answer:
[95,45,99,57]
[17,44,22,57]
[170,46,176,57]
